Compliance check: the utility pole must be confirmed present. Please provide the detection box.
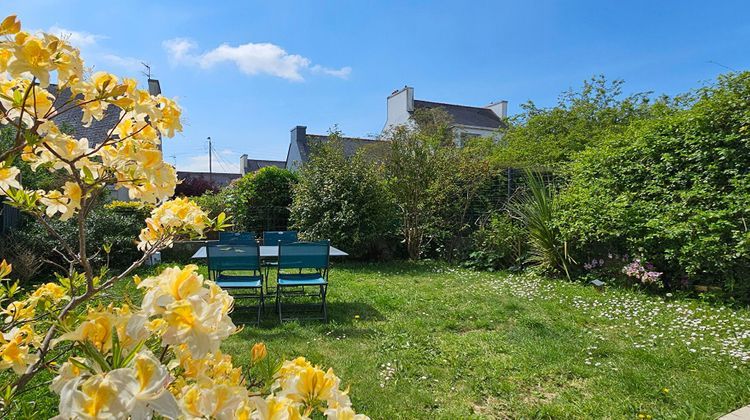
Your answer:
[207,136,213,184]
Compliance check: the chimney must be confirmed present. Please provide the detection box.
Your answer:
[147,79,162,96]
[385,86,414,130]
[291,125,307,145]
[486,100,508,119]
[239,154,248,175]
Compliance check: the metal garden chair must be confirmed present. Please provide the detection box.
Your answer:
[262,230,298,245]
[276,240,330,323]
[218,231,256,244]
[206,241,264,324]
[262,230,299,293]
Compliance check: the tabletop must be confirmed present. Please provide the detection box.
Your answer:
[191,244,348,259]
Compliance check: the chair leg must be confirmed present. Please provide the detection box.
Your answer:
[322,284,328,323]
[277,286,283,323]
[257,288,263,325]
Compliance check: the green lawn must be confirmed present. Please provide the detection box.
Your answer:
[18,262,750,418]
[234,262,750,419]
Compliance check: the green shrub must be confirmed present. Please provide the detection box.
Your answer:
[192,189,232,220]
[493,75,660,169]
[291,136,397,259]
[557,72,750,295]
[509,170,572,278]
[464,212,527,271]
[9,204,145,272]
[230,167,298,233]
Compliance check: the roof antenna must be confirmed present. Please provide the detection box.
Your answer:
[141,62,152,79]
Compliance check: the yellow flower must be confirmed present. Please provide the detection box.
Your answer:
[252,342,268,365]
[50,358,82,394]
[30,282,67,301]
[40,190,70,218]
[7,34,53,87]
[251,395,301,420]
[324,406,370,420]
[3,298,36,323]
[294,366,336,407]
[0,49,11,72]
[0,326,39,374]
[0,259,11,279]
[0,15,21,36]
[57,308,116,352]
[55,306,139,353]
[59,373,128,419]
[107,350,180,419]
[0,163,21,193]
[156,96,183,137]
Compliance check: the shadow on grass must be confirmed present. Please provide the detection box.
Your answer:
[230,301,386,327]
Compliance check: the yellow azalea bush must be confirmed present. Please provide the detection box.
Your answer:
[0,15,367,419]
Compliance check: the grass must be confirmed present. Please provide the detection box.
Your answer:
[16,261,750,418]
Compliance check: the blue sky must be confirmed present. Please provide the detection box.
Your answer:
[6,1,750,172]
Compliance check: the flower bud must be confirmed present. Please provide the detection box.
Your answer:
[251,342,267,364]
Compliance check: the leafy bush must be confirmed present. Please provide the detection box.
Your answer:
[493,75,661,168]
[464,212,527,271]
[383,108,501,260]
[192,189,232,220]
[291,135,397,259]
[174,176,217,196]
[230,166,298,233]
[509,170,572,278]
[11,203,146,271]
[557,72,750,295]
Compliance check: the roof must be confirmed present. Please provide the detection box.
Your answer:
[244,159,286,172]
[177,171,241,187]
[48,85,122,145]
[413,100,503,129]
[297,134,386,163]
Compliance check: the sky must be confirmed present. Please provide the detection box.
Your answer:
[5,1,750,173]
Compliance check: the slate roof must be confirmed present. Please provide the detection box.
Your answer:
[243,159,286,172]
[413,100,504,129]
[296,134,387,164]
[48,85,122,145]
[177,171,241,187]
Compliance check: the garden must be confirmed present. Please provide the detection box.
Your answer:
[0,14,749,419]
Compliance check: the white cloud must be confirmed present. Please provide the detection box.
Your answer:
[47,25,105,48]
[163,37,351,81]
[33,26,144,75]
[101,54,142,72]
[163,38,197,62]
[311,64,352,79]
[177,149,240,173]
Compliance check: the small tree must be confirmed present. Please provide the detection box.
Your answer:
[229,166,298,232]
[382,108,455,259]
[0,16,367,419]
[291,132,396,258]
[174,175,217,196]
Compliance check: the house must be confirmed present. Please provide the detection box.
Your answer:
[239,85,508,171]
[284,126,385,171]
[176,171,241,188]
[239,155,286,175]
[383,86,507,144]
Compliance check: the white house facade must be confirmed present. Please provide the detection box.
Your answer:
[240,86,509,172]
[383,86,507,144]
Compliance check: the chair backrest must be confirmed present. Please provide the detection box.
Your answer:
[219,231,256,245]
[207,242,261,272]
[263,230,298,245]
[278,240,330,270]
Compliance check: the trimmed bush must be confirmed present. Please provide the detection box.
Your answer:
[291,136,397,259]
[229,167,298,233]
[557,72,750,295]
